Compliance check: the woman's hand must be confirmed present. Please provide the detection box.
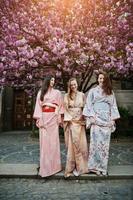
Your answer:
[90,117,95,124]
[110,120,115,126]
[36,118,44,128]
[59,122,63,128]
[36,119,40,128]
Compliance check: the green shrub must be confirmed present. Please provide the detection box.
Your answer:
[116,106,133,137]
[118,106,132,120]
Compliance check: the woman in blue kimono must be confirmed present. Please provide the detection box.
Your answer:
[83,70,120,176]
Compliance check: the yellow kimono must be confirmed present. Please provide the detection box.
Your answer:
[64,91,88,177]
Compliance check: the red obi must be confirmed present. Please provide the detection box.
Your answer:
[42,106,56,112]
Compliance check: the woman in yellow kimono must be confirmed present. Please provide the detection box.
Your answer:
[63,78,88,177]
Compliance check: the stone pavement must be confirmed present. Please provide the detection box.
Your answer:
[0,131,133,200]
[0,179,133,200]
[0,131,133,179]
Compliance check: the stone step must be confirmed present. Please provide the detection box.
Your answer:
[0,164,133,180]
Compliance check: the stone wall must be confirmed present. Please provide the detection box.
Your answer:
[115,90,133,114]
[0,88,4,132]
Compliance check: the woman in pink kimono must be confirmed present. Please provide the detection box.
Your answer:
[64,78,88,177]
[33,75,64,177]
[83,71,120,176]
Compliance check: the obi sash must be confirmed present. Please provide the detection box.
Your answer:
[42,103,58,112]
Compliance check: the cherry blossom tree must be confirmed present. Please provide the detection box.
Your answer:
[0,0,133,92]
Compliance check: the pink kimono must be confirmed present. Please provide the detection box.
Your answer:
[33,88,64,177]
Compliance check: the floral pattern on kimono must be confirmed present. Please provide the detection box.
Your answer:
[83,86,120,174]
[64,91,88,176]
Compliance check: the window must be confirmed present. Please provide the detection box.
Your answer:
[121,81,133,90]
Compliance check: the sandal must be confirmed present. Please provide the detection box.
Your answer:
[95,171,102,176]
[101,171,108,176]
[73,169,79,177]
[64,173,72,178]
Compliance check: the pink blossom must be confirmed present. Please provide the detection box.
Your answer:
[15,38,27,47]
[0,0,132,91]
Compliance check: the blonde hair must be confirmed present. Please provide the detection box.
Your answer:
[67,78,78,100]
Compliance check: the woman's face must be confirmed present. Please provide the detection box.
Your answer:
[50,77,55,87]
[98,74,104,86]
[70,79,78,92]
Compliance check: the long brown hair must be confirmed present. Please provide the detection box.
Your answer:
[97,71,112,95]
[40,75,54,101]
[67,77,78,100]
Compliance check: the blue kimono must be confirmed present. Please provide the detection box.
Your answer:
[83,85,120,174]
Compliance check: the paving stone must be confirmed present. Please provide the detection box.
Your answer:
[0,164,38,176]
[0,179,133,200]
[0,132,133,166]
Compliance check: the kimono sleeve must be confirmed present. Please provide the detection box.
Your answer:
[83,89,95,117]
[63,94,73,121]
[33,91,42,119]
[110,92,120,120]
[57,90,64,115]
